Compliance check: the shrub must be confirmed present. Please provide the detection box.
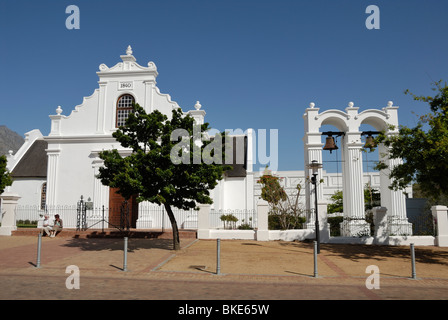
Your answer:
[268,214,306,230]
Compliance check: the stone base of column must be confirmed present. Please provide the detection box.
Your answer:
[387,217,413,236]
[0,226,17,236]
[305,222,315,230]
[340,219,371,237]
[256,230,269,241]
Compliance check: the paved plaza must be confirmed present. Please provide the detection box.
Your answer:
[1,234,448,304]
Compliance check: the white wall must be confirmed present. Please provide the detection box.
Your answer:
[9,178,46,207]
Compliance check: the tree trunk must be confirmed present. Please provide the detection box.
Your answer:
[164,203,180,250]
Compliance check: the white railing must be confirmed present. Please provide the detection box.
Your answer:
[14,204,258,231]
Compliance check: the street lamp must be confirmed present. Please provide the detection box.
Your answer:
[308,160,323,254]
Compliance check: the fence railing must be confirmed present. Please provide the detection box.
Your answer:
[210,209,257,229]
[11,203,436,237]
[13,204,258,231]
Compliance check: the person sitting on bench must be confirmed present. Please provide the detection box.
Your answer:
[50,214,63,237]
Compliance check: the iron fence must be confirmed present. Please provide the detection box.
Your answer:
[13,204,258,231]
[210,209,257,229]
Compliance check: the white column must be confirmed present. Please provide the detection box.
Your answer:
[0,191,21,235]
[432,206,448,247]
[92,160,109,208]
[197,203,211,239]
[144,80,154,113]
[340,136,370,236]
[379,143,413,236]
[45,149,60,206]
[303,104,326,230]
[304,146,324,229]
[256,199,269,241]
[96,81,107,134]
[373,207,388,244]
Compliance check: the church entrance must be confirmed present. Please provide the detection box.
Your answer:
[108,188,139,229]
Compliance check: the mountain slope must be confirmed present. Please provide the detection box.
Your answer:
[0,125,24,156]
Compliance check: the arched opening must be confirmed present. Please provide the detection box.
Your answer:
[116,94,135,128]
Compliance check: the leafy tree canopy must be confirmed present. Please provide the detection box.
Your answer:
[0,155,12,194]
[98,103,231,249]
[375,80,448,201]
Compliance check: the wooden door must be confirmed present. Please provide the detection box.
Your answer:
[108,188,139,229]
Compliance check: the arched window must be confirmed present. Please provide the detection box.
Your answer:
[116,94,135,127]
[40,182,47,210]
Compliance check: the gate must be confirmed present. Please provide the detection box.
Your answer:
[76,196,87,231]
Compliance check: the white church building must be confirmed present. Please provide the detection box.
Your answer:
[5,46,407,232]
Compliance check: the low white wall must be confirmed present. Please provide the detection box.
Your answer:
[203,228,316,241]
[209,229,255,240]
[269,229,315,241]
[328,236,436,246]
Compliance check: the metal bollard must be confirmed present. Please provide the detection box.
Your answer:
[36,233,42,268]
[410,243,417,279]
[313,241,318,278]
[123,237,128,272]
[216,238,221,275]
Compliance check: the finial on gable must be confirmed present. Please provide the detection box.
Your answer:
[126,45,133,56]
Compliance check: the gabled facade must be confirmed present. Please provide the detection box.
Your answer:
[25,46,253,228]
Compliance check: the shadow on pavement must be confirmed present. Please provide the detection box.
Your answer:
[61,237,176,252]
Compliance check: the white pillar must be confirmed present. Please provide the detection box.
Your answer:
[96,81,107,134]
[197,203,211,239]
[304,146,324,229]
[144,80,155,113]
[432,206,448,247]
[379,143,413,236]
[0,191,21,235]
[303,103,322,228]
[373,206,388,244]
[256,199,269,241]
[45,149,60,206]
[340,134,370,237]
[92,159,109,208]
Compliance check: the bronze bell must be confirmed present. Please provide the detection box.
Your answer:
[323,136,338,153]
[364,135,376,151]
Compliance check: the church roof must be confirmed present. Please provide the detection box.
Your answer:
[11,140,47,178]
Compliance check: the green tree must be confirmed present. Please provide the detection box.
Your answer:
[0,155,12,194]
[97,103,230,250]
[327,190,343,214]
[257,168,304,230]
[327,184,380,213]
[376,81,448,201]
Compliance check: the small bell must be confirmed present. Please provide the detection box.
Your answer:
[323,136,338,154]
[364,135,376,151]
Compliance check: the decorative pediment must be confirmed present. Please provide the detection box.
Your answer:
[97,45,158,76]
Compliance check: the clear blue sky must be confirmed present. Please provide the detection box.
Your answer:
[0,0,447,172]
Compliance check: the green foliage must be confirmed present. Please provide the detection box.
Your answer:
[327,190,343,214]
[257,169,286,206]
[16,220,38,228]
[364,184,381,210]
[268,215,305,230]
[327,184,380,214]
[0,155,12,194]
[375,81,448,201]
[97,103,230,249]
[220,214,238,229]
[327,216,344,236]
[257,167,305,230]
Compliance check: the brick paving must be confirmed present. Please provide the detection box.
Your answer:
[1,234,448,304]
